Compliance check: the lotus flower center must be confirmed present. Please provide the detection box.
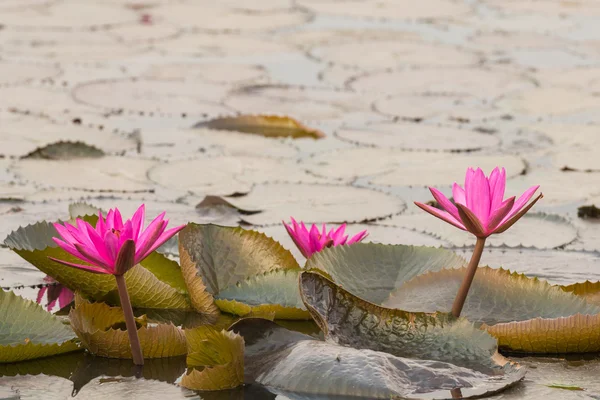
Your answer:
[111,228,121,238]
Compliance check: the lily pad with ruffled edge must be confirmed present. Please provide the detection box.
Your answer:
[194,114,325,139]
[384,267,600,354]
[0,289,80,363]
[69,296,187,359]
[178,224,309,319]
[180,326,244,391]
[5,221,193,310]
[230,318,525,399]
[305,242,467,304]
[300,271,511,373]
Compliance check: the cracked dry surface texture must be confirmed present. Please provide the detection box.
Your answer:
[0,0,600,398]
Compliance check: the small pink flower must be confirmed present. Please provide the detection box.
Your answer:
[415,167,542,238]
[49,204,185,275]
[283,218,368,258]
[36,276,74,311]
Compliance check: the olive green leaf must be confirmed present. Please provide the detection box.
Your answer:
[179,224,309,319]
[69,297,187,359]
[0,289,80,363]
[5,221,191,310]
[300,271,510,373]
[305,242,466,304]
[385,267,600,353]
[231,318,525,399]
[180,326,244,391]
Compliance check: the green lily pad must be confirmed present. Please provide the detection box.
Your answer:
[305,242,466,304]
[69,297,187,359]
[231,318,525,399]
[300,272,509,372]
[385,267,600,353]
[178,224,309,319]
[5,221,191,310]
[0,289,80,363]
[22,141,105,160]
[181,326,244,391]
[384,267,600,325]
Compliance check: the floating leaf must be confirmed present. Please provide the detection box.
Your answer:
[379,213,577,249]
[305,243,466,304]
[194,114,325,139]
[561,281,600,306]
[300,272,509,372]
[0,290,80,363]
[69,298,187,359]
[181,326,244,391]
[385,267,600,353]
[226,183,406,226]
[546,384,585,391]
[179,224,308,319]
[232,318,525,399]
[5,221,191,310]
[22,141,105,160]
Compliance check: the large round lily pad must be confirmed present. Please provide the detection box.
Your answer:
[386,267,600,354]
[153,33,292,57]
[143,63,268,85]
[225,85,372,121]
[153,3,311,31]
[0,62,62,86]
[306,242,466,304]
[350,67,535,97]
[72,79,232,116]
[495,87,600,117]
[310,41,479,70]
[336,122,500,151]
[0,289,80,363]
[379,213,577,249]
[0,2,138,28]
[296,0,472,20]
[233,317,524,399]
[0,113,136,157]
[374,94,505,123]
[224,183,406,225]
[10,156,156,193]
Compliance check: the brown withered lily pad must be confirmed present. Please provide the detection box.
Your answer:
[194,114,325,139]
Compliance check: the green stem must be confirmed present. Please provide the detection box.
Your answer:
[451,237,486,318]
[115,274,144,366]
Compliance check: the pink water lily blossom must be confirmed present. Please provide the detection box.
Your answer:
[283,218,368,258]
[50,204,185,275]
[415,167,543,238]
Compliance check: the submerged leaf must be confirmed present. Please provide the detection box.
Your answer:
[300,272,509,372]
[69,298,187,359]
[5,221,191,310]
[179,224,308,319]
[181,326,244,391]
[385,267,600,354]
[0,290,80,363]
[231,318,525,399]
[306,243,466,304]
[194,114,325,139]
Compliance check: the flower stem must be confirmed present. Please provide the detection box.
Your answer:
[115,274,144,366]
[451,237,486,318]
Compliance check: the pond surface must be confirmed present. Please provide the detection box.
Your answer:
[1,0,600,398]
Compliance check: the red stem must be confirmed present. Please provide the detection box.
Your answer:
[115,274,144,366]
[451,237,486,318]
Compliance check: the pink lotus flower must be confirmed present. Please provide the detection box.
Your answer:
[283,218,368,258]
[50,204,185,275]
[415,167,542,238]
[36,276,74,311]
